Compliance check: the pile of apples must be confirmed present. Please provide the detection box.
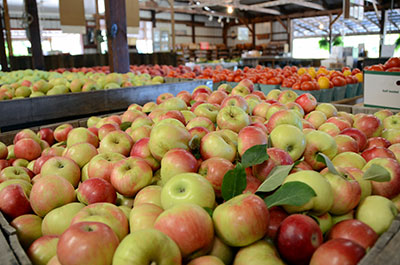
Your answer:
[0,70,164,100]
[364,57,400,72]
[0,79,400,265]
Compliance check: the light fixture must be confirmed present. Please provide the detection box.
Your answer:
[319,23,324,30]
[218,16,222,23]
[227,17,230,23]
[209,15,213,21]
[204,6,210,11]
[221,22,224,27]
[227,6,234,14]
[196,1,200,5]
[235,18,239,24]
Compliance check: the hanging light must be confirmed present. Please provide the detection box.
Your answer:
[227,17,230,23]
[209,15,213,21]
[218,16,222,23]
[319,23,324,30]
[235,18,239,24]
[227,6,234,14]
[204,6,211,11]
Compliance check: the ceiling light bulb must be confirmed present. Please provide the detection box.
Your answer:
[235,18,239,24]
[209,15,213,21]
[204,6,210,11]
[227,17,230,23]
[218,17,222,23]
[227,6,234,14]
[319,23,324,30]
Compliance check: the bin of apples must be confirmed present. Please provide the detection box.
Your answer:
[0,79,399,265]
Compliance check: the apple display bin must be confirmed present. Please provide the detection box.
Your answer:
[333,86,346,101]
[357,82,364,96]
[225,82,239,88]
[0,80,212,132]
[319,89,334,102]
[345,83,358,98]
[212,81,225,91]
[258,84,280,95]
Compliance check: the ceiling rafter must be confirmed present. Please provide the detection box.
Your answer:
[250,0,324,11]
[183,0,281,15]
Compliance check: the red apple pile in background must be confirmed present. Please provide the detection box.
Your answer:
[0,79,400,265]
[364,57,400,72]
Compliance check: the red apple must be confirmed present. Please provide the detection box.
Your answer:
[77,178,117,205]
[0,184,32,219]
[38,128,55,146]
[353,114,383,138]
[252,147,293,182]
[198,157,234,197]
[295,93,317,113]
[54,124,73,142]
[361,146,396,162]
[130,138,160,171]
[160,148,199,184]
[265,206,289,240]
[14,138,42,161]
[366,137,391,149]
[237,126,268,157]
[340,128,368,151]
[326,117,351,131]
[27,235,59,265]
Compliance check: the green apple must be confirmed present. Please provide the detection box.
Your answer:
[194,103,220,123]
[315,103,338,118]
[309,212,333,234]
[270,124,306,161]
[161,173,215,209]
[209,236,234,265]
[129,203,163,232]
[331,211,354,225]
[63,142,98,168]
[200,131,237,162]
[112,229,181,265]
[266,89,281,100]
[41,202,85,236]
[332,152,366,170]
[216,106,250,133]
[233,240,284,265]
[158,97,187,111]
[304,130,337,170]
[86,116,101,128]
[11,214,43,249]
[356,195,398,235]
[133,185,162,207]
[283,170,333,215]
[181,110,197,124]
[305,110,327,129]
[69,79,84,93]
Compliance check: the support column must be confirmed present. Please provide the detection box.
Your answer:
[379,9,387,57]
[252,21,256,49]
[0,8,9,71]
[94,0,101,53]
[168,0,176,52]
[3,0,12,57]
[104,0,130,73]
[191,14,195,43]
[151,10,156,28]
[25,0,45,69]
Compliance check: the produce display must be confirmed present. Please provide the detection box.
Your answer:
[1,79,400,265]
[0,70,164,100]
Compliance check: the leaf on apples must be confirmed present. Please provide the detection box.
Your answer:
[190,100,196,106]
[241,144,269,168]
[363,164,391,182]
[120,122,132,131]
[221,163,247,201]
[264,181,317,208]
[267,135,273,149]
[316,153,343,178]
[203,207,213,217]
[256,164,294,193]
[188,135,201,159]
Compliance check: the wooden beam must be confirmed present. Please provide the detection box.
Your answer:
[0,8,9,71]
[25,0,44,70]
[276,16,288,32]
[191,14,195,43]
[104,0,130,73]
[329,12,342,27]
[3,0,12,57]
[239,18,253,33]
[251,0,324,11]
[168,0,176,52]
[222,24,228,46]
[185,1,281,15]
[151,10,156,28]
[252,22,256,48]
[140,3,237,18]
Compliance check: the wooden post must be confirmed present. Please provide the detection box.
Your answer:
[287,18,292,53]
[25,0,45,70]
[191,14,195,43]
[223,24,228,47]
[329,13,332,53]
[168,0,176,52]
[151,10,156,28]
[379,9,386,57]
[0,8,9,71]
[252,21,256,49]
[94,0,101,53]
[104,0,130,73]
[3,0,12,57]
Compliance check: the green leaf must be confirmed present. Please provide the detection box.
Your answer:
[221,163,247,201]
[363,164,391,182]
[264,181,317,208]
[256,164,294,193]
[120,122,132,131]
[190,100,196,106]
[188,135,202,159]
[241,144,269,168]
[316,153,343,178]
[203,207,213,217]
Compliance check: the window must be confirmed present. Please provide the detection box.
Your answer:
[238,27,249,41]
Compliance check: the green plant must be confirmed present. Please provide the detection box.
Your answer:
[319,38,329,50]
[333,36,344,47]
[395,35,400,51]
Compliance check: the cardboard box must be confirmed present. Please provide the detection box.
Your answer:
[364,71,400,110]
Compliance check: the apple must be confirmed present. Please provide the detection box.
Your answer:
[14,138,42,161]
[27,235,59,265]
[374,109,393,122]
[0,142,7,159]
[130,138,160,171]
[252,148,293,182]
[77,178,117,205]
[213,193,269,247]
[121,109,146,123]
[266,102,288,120]
[283,170,333,215]
[338,167,371,202]
[327,219,378,250]
[383,115,400,130]
[353,114,383,138]
[270,124,306,161]
[37,128,55,146]
[382,128,400,144]
[189,127,209,141]
[266,89,281,100]
[181,110,196,124]
[361,146,396,162]
[315,103,337,118]
[112,229,181,265]
[237,126,268,157]
[340,128,368,151]
[366,137,391,149]
[252,102,270,119]
[142,102,157,113]
[0,166,31,183]
[265,206,289,240]
[98,130,133,156]
[63,142,98,168]
[332,152,366,170]
[186,116,215,132]
[87,116,101,128]
[233,240,283,265]
[331,211,354,225]
[46,255,61,265]
[326,117,351,131]
[41,202,85,236]
[221,95,249,113]
[267,109,303,134]
[318,123,340,137]
[217,106,250,133]
[334,134,359,154]
[337,111,354,126]
[208,236,234,265]
[40,156,80,187]
[277,214,323,265]
[57,221,119,265]
[295,93,317,113]
[309,238,365,265]
[154,203,214,258]
[42,146,65,157]
[389,143,400,163]
[177,91,192,105]
[71,202,129,241]
[187,256,225,265]
[198,157,234,197]
[320,169,361,215]
[129,125,153,143]
[356,195,398,235]
[130,116,153,130]
[200,131,237,162]
[0,184,32,219]
[160,148,198,184]
[129,203,163,232]
[158,97,187,111]
[30,175,76,217]
[161,172,215,209]
[193,103,220,123]
[133,185,162,207]
[13,129,40,144]
[53,124,73,142]
[304,130,338,170]
[110,156,153,197]
[11,214,43,249]
[305,110,327,129]
[362,157,400,199]
[98,123,120,141]
[277,89,297,104]
[87,152,125,182]
[66,127,99,148]
[149,118,191,161]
